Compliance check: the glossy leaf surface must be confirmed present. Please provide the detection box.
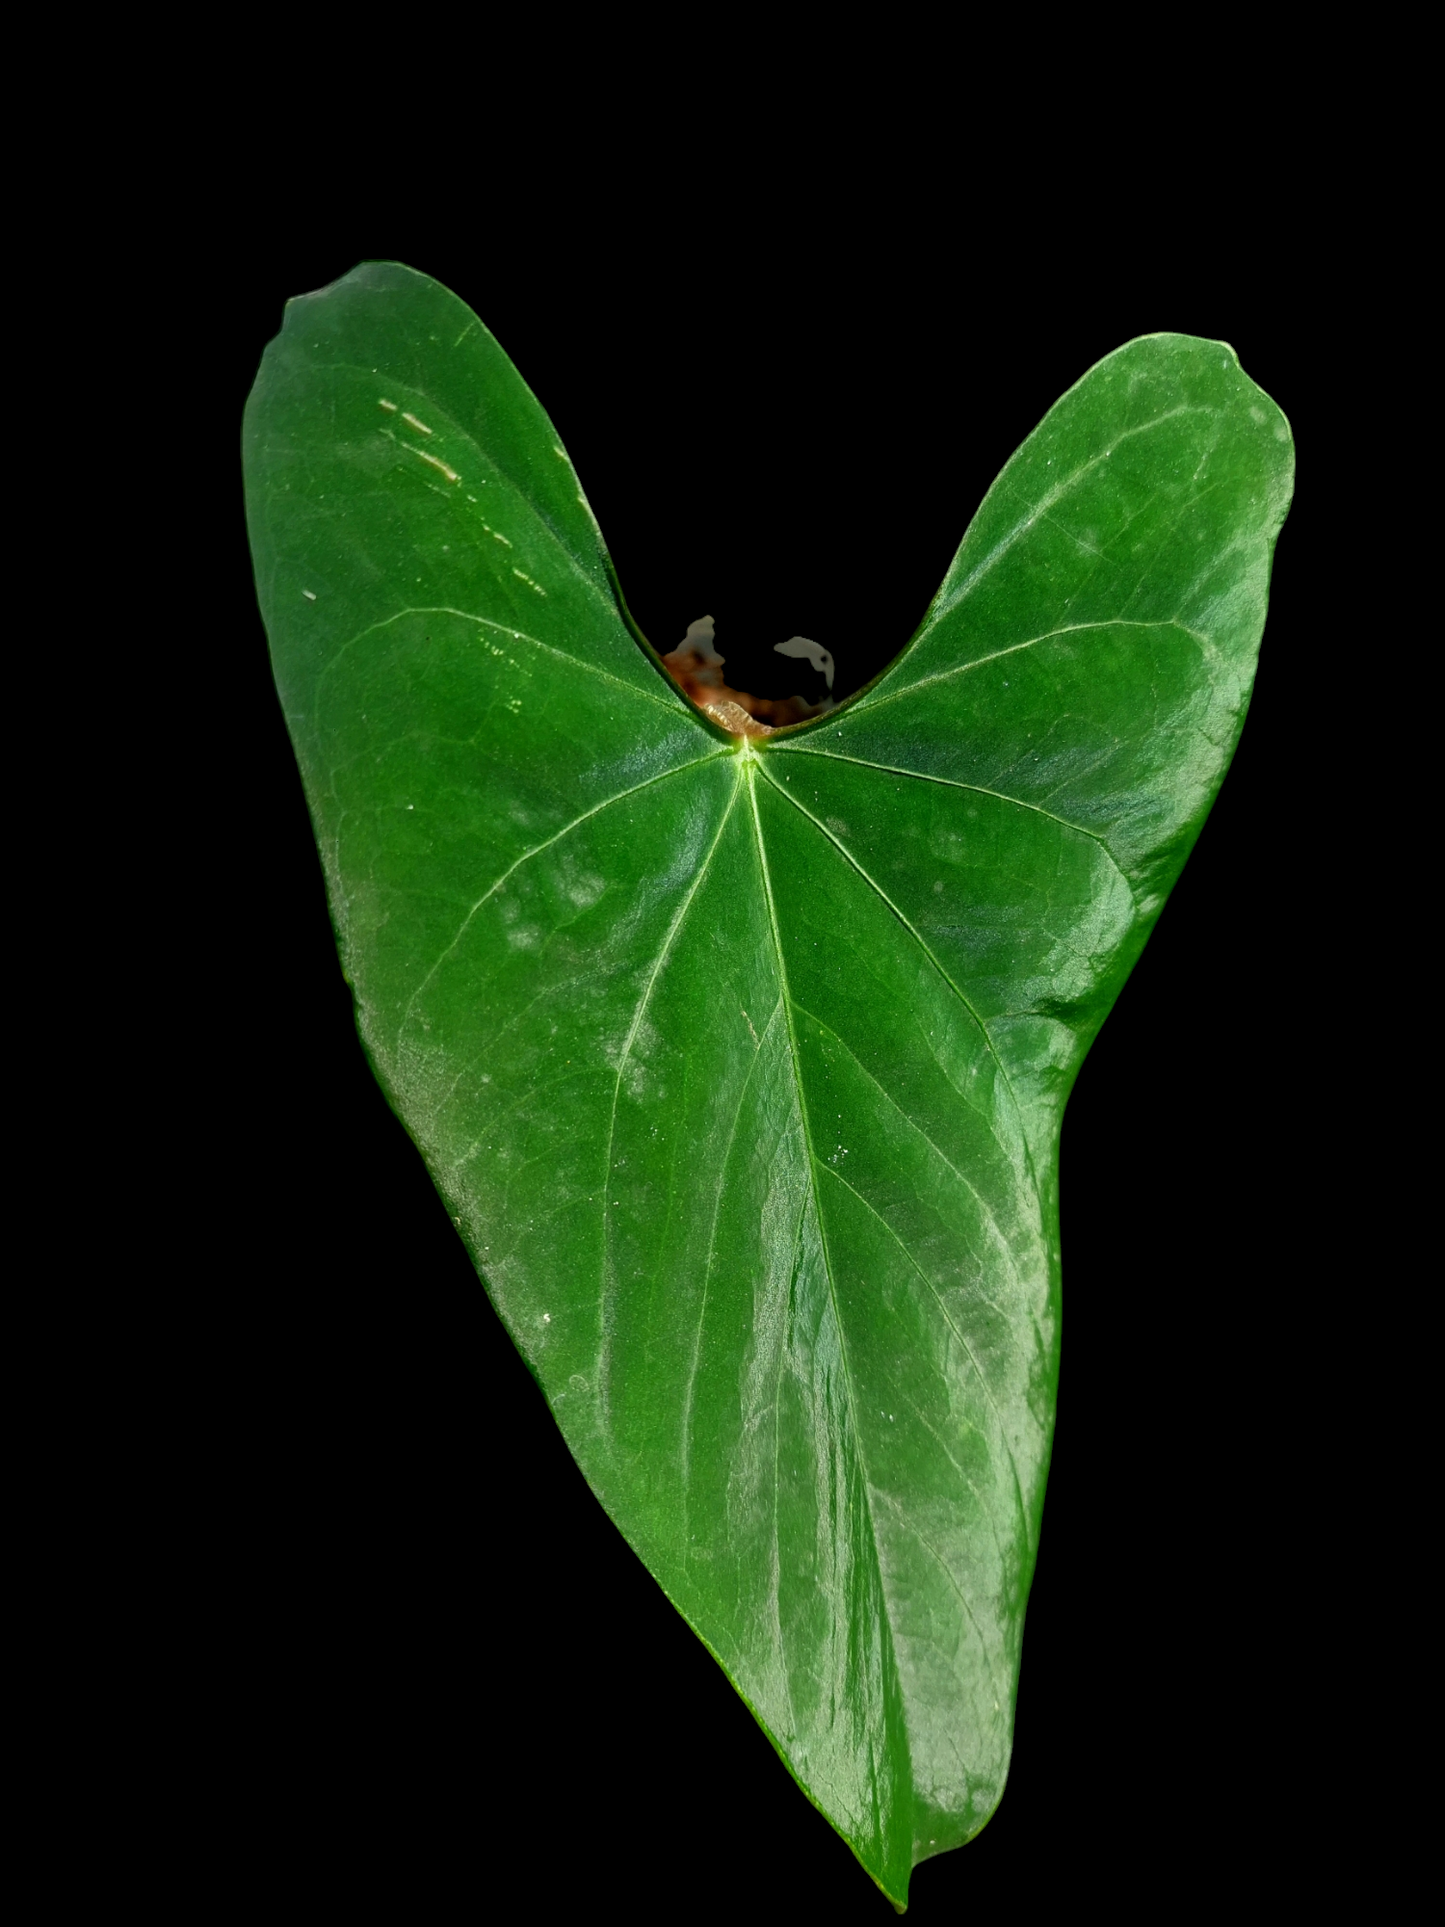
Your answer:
[243,266,1292,1907]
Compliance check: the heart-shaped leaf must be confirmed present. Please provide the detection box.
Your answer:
[243,265,1292,1907]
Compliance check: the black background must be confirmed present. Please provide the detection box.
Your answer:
[132,189,1359,1917]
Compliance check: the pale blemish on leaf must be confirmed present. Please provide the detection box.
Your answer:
[415,449,460,483]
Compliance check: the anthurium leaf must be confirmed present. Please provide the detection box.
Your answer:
[243,264,1293,1908]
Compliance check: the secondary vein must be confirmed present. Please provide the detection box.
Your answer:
[816,1160,1030,1548]
[679,998,783,1506]
[595,765,745,1447]
[745,764,907,1769]
[772,747,1138,903]
[319,603,690,718]
[841,617,1200,716]
[753,763,1030,1145]
[397,751,726,1057]
[929,403,1205,621]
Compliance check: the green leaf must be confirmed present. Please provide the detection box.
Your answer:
[243,264,1293,1909]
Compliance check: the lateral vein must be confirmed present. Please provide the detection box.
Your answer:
[816,1159,1030,1547]
[398,752,725,1055]
[745,765,908,1782]
[595,766,744,1446]
[772,746,1138,902]
[754,763,1031,1153]
[842,617,1204,716]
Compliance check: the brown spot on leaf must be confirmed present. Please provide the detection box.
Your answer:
[660,616,832,738]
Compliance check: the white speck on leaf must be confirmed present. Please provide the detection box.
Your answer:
[414,449,460,483]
